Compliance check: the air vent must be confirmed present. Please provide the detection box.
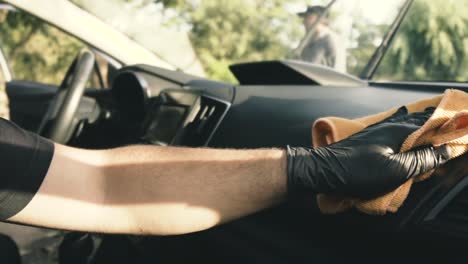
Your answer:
[176,96,228,146]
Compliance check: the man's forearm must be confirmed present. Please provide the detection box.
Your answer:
[9,144,287,235]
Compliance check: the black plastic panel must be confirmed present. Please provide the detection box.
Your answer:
[120,64,235,102]
[7,81,57,131]
[193,83,468,262]
[230,61,319,85]
[230,60,366,86]
[210,84,441,148]
[105,66,468,262]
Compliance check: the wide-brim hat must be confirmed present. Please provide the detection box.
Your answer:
[297,5,326,17]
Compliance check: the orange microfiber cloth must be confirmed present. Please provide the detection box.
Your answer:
[312,89,468,215]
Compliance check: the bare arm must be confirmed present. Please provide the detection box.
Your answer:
[9,144,287,235]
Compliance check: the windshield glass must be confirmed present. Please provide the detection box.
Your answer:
[69,0,406,83]
[374,0,468,83]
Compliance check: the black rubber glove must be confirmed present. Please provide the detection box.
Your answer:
[287,106,451,199]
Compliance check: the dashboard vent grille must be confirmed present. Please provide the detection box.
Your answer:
[178,96,228,146]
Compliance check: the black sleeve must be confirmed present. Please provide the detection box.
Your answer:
[0,118,54,220]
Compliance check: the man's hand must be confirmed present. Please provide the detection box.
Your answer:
[287,107,451,198]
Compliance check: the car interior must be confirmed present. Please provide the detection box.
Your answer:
[4,49,468,263]
[3,0,468,262]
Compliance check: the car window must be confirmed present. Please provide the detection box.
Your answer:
[0,8,111,88]
[69,0,405,83]
[323,0,405,77]
[373,0,468,82]
[0,64,8,119]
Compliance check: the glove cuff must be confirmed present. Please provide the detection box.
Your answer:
[286,145,320,196]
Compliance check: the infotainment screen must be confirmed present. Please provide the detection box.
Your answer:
[142,105,188,145]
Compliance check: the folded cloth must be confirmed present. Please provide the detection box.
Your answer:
[312,89,468,215]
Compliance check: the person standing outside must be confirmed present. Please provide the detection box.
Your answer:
[296,5,339,69]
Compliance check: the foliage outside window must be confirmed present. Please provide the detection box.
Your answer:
[0,67,7,119]
[70,0,404,83]
[0,8,111,87]
[374,0,468,82]
[0,9,85,85]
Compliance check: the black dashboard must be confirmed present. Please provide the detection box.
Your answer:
[111,67,232,147]
[109,60,369,149]
[7,59,468,263]
[103,63,468,262]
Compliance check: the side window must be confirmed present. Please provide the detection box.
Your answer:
[0,8,111,88]
[0,65,8,119]
[0,10,10,119]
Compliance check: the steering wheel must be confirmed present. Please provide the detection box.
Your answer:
[37,49,95,144]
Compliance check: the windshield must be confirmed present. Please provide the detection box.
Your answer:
[374,0,468,83]
[69,0,406,83]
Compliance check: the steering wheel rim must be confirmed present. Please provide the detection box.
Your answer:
[37,49,95,144]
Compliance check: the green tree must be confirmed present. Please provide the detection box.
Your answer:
[0,10,84,85]
[164,0,306,82]
[375,0,468,81]
[347,18,388,76]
